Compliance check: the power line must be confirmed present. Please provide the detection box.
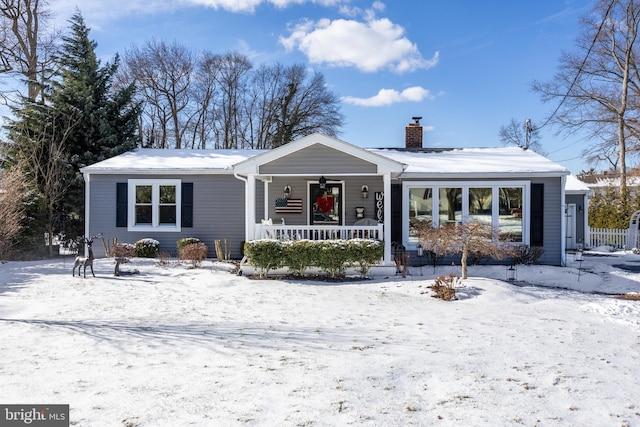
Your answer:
[537,0,617,131]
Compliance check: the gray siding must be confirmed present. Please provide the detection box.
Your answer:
[263,176,383,225]
[566,194,586,246]
[259,143,377,175]
[88,173,246,259]
[533,177,563,266]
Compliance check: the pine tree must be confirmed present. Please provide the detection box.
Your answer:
[1,11,141,256]
[51,11,141,239]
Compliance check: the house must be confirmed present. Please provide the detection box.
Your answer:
[81,119,571,266]
[564,174,592,250]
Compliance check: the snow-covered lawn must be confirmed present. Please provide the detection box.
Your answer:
[1,250,639,426]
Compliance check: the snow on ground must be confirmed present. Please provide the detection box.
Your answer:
[0,250,639,426]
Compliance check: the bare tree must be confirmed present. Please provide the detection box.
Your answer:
[212,51,252,149]
[533,0,640,198]
[189,51,220,149]
[8,109,75,256]
[0,166,28,260]
[123,39,194,148]
[418,221,509,280]
[0,0,57,102]
[498,118,545,154]
[119,43,344,149]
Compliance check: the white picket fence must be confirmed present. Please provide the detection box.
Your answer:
[588,227,629,249]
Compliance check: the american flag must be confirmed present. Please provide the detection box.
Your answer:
[275,198,303,214]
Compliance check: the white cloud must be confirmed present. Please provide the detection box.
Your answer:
[184,0,346,13]
[280,17,439,73]
[341,86,434,107]
[50,0,349,26]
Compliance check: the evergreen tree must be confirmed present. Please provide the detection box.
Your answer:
[1,11,141,255]
[51,11,141,239]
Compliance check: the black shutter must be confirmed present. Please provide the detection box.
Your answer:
[530,183,544,246]
[181,182,193,228]
[390,184,402,244]
[116,183,128,227]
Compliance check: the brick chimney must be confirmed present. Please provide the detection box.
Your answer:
[405,116,423,149]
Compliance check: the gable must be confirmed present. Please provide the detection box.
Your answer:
[259,143,377,175]
[233,133,405,176]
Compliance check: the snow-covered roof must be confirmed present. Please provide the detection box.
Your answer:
[565,174,592,194]
[81,144,569,178]
[81,148,266,174]
[369,146,569,178]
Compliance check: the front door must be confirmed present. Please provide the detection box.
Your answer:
[566,203,577,250]
[310,183,342,225]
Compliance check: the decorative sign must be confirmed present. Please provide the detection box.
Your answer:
[275,198,302,214]
[375,192,384,222]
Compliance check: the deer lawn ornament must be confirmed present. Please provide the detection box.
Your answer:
[73,235,101,278]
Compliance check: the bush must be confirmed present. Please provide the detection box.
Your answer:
[243,240,284,278]
[508,244,544,265]
[281,240,318,276]
[133,238,160,258]
[430,273,460,301]
[244,238,383,279]
[347,239,383,278]
[177,237,201,255]
[180,242,208,268]
[316,240,350,278]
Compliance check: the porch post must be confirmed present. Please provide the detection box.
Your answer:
[246,175,256,241]
[383,173,392,265]
[263,180,269,222]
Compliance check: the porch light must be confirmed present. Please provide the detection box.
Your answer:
[361,184,369,198]
[506,265,517,282]
[284,185,292,199]
[319,176,327,190]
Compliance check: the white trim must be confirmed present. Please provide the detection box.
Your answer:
[307,180,345,226]
[233,133,406,175]
[402,180,531,248]
[84,172,91,257]
[127,179,182,232]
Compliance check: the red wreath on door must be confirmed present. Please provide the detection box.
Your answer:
[316,194,334,213]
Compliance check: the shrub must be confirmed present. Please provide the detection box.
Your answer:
[133,238,160,258]
[430,273,460,301]
[316,240,350,278]
[347,239,383,278]
[180,242,208,268]
[508,244,544,265]
[244,240,284,278]
[281,240,318,276]
[177,237,201,255]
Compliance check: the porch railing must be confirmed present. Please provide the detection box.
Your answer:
[254,223,384,241]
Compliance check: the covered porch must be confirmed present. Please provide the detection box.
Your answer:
[254,222,384,241]
[232,134,406,265]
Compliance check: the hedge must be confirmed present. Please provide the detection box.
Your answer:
[243,239,383,279]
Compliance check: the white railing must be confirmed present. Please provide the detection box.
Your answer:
[588,227,628,249]
[254,224,384,241]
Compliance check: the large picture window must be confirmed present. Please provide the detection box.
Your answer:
[404,181,528,245]
[128,179,181,231]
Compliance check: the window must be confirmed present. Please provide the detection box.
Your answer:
[128,179,181,231]
[404,181,529,245]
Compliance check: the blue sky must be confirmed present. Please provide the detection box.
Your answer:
[50,0,595,173]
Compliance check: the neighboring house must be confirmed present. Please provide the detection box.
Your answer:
[577,170,640,197]
[81,120,571,266]
[564,174,592,250]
